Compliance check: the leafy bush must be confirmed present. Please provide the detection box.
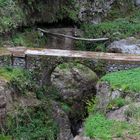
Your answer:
[7,103,58,140]
[0,67,34,94]
[0,0,24,33]
[101,68,140,92]
[11,29,47,48]
[10,71,34,95]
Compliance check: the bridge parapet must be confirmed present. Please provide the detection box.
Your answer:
[0,47,140,86]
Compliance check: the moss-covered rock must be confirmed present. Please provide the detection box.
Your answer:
[51,62,98,104]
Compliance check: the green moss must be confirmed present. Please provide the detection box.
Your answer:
[84,113,140,140]
[101,68,140,92]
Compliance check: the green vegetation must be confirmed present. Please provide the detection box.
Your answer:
[101,68,140,92]
[86,97,97,115]
[11,29,47,48]
[0,67,59,140]
[0,0,24,33]
[59,0,79,22]
[107,97,127,110]
[61,102,71,113]
[7,102,58,140]
[0,0,78,34]
[0,67,34,94]
[76,0,140,51]
[84,113,140,140]
[58,62,98,81]
[105,0,135,20]
[125,105,140,121]
[77,16,140,51]
[0,135,11,140]
[82,17,140,40]
[0,67,26,81]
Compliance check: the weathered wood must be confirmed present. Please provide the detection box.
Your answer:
[25,48,140,62]
[8,47,26,57]
[38,28,109,42]
[0,47,140,63]
[0,48,11,56]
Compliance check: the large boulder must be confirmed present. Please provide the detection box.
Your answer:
[107,37,140,54]
[95,82,122,113]
[51,101,73,140]
[0,77,41,130]
[77,0,115,24]
[51,62,98,134]
[135,0,140,6]
[95,81,140,113]
[106,37,140,72]
[51,63,98,104]
[107,102,140,125]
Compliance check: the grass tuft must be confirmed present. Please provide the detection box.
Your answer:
[84,113,140,140]
[101,68,140,92]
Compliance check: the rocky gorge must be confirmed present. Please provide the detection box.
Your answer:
[0,0,140,140]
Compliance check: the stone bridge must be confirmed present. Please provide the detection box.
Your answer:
[0,47,140,85]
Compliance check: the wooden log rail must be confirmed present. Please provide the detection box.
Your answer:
[38,28,109,42]
[0,47,140,63]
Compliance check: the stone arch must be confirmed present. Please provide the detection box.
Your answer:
[26,56,105,86]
